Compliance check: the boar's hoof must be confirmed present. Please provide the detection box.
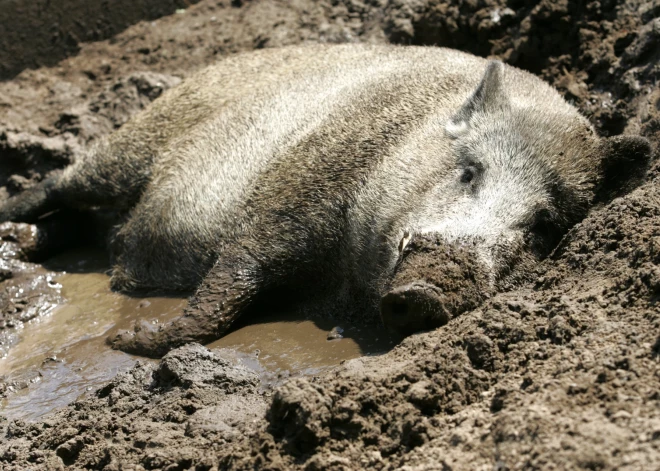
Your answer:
[108,320,170,358]
[380,281,450,336]
[109,313,222,358]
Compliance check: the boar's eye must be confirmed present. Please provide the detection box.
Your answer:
[460,166,478,184]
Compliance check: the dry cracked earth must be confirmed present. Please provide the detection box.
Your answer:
[0,0,659,470]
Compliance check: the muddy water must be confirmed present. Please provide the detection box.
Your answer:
[0,249,392,421]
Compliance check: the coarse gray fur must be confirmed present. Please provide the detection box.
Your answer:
[0,44,651,356]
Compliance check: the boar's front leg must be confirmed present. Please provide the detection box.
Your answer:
[108,243,264,358]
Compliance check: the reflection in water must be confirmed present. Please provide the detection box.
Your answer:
[1,249,393,421]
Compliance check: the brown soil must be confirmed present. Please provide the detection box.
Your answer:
[1,0,659,470]
[0,0,206,81]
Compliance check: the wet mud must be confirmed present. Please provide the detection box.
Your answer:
[0,249,184,421]
[1,248,387,422]
[1,0,659,470]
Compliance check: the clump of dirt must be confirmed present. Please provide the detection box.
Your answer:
[1,344,268,470]
[1,0,659,470]
[0,262,61,360]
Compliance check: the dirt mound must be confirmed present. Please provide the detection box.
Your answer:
[1,344,267,470]
[0,0,203,80]
[225,175,660,471]
[1,0,659,470]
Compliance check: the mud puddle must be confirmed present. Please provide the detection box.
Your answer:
[210,312,393,390]
[1,249,391,421]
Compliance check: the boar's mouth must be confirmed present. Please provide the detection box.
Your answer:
[380,234,491,336]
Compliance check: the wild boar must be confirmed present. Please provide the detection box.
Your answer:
[0,44,651,356]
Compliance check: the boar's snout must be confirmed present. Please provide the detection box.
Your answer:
[380,233,491,336]
[380,281,449,336]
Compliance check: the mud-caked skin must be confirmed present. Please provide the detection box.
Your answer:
[0,44,651,356]
[381,233,492,337]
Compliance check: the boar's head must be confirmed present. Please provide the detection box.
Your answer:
[380,61,652,336]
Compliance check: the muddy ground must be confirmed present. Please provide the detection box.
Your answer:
[0,0,659,469]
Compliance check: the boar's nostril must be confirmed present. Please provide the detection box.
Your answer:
[380,281,449,337]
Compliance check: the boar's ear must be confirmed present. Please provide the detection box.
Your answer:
[446,60,508,138]
[595,135,653,202]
